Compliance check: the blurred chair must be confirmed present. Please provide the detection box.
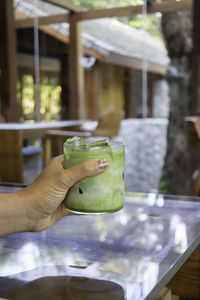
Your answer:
[92,109,124,138]
[185,116,200,148]
[43,109,124,166]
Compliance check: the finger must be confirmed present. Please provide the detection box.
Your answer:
[34,155,64,182]
[59,158,109,188]
[47,155,64,173]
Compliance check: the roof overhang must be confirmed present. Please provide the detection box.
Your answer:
[15,9,168,74]
[105,52,167,74]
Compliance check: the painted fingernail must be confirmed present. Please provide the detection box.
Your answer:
[96,158,108,170]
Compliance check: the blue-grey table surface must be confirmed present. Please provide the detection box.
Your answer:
[0,188,200,300]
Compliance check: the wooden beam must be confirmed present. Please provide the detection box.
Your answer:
[106,52,167,74]
[39,25,103,60]
[15,0,193,29]
[15,13,69,29]
[15,10,27,20]
[68,13,85,119]
[14,10,103,60]
[44,0,85,12]
[75,0,193,21]
[39,24,70,43]
[0,0,20,122]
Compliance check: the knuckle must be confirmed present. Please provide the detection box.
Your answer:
[80,162,88,175]
[58,170,74,188]
[57,171,67,186]
[48,156,56,167]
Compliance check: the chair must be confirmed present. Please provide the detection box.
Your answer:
[185,116,200,196]
[92,109,124,138]
[185,115,200,147]
[43,109,124,166]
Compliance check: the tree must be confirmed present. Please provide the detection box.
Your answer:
[159,11,192,195]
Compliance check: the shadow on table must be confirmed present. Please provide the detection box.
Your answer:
[0,275,125,300]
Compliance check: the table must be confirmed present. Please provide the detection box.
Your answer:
[0,189,200,299]
[0,121,92,183]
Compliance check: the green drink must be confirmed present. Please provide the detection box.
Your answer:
[63,137,125,213]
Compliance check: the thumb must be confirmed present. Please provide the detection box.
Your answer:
[60,158,108,188]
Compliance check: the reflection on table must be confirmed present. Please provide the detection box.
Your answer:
[0,273,124,300]
[0,191,200,299]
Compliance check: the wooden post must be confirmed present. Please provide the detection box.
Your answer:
[167,244,200,298]
[85,66,99,120]
[189,0,200,114]
[43,135,52,166]
[155,287,172,300]
[68,13,85,120]
[0,0,20,122]
[60,54,70,120]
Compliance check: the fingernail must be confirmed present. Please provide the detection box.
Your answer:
[96,158,108,170]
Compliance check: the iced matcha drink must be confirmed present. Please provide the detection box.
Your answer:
[63,137,125,213]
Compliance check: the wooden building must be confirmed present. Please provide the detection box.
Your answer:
[0,0,170,122]
[1,0,193,122]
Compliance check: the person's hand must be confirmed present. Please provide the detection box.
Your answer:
[17,155,108,232]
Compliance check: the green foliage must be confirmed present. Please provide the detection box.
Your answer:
[128,14,162,39]
[67,0,161,38]
[17,74,61,122]
[70,0,142,9]
[158,166,173,194]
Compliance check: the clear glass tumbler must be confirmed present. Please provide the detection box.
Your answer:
[63,137,125,214]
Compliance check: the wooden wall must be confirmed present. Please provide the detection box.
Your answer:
[84,65,99,120]
[84,62,124,120]
[99,62,124,115]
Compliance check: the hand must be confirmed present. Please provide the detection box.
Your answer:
[19,155,108,232]
[0,155,108,236]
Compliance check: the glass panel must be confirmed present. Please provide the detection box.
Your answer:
[9,0,193,193]
[0,192,200,299]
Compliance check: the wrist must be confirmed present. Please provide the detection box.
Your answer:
[15,189,36,232]
[0,191,35,236]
